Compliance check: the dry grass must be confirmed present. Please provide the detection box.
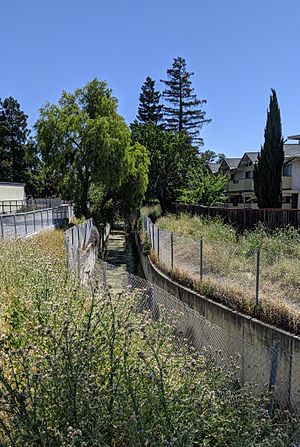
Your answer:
[150,213,300,335]
[1,230,294,445]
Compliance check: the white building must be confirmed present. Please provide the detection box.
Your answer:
[0,182,26,204]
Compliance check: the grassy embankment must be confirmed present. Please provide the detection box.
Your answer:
[0,230,295,445]
[141,206,300,334]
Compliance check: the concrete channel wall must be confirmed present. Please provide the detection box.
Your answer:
[135,234,300,411]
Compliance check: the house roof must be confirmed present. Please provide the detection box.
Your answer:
[237,152,259,168]
[222,157,241,169]
[245,152,259,163]
[207,162,221,174]
[284,144,300,158]
[215,143,300,173]
[287,135,300,141]
[0,182,26,187]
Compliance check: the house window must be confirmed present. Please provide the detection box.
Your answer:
[283,196,291,204]
[283,164,292,176]
[245,170,253,179]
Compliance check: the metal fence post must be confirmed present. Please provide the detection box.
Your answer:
[47,209,49,226]
[268,339,281,418]
[152,221,154,250]
[77,247,81,278]
[13,215,17,238]
[103,261,107,291]
[33,212,36,231]
[256,248,260,306]
[0,216,4,239]
[200,237,203,281]
[77,225,80,249]
[41,211,43,228]
[65,235,69,271]
[24,214,28,235]
[171,232,174,270]
[157,227,160,260]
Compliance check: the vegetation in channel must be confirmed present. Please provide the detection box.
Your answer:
[0,231,296,446]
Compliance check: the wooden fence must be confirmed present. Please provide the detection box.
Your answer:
[173,204,300,230]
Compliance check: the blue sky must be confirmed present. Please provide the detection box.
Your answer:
[1,0,300,156]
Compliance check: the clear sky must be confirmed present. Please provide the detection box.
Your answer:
[1,0,300,157]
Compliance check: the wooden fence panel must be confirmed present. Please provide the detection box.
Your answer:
[173,204,300,230]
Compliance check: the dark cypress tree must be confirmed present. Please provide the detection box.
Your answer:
[253,89,284,208]
[0,97,29,182]
[161,57,211,145]
[136,76,163,125]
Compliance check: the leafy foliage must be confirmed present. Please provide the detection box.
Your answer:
[131,123,198,212]
[199,149,226,163]
[35,79,148,220]
[254,89,284,208]
[0,232,295,446]
[161,57,211,145]
[179,163,229,206]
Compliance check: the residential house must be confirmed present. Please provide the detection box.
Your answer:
[210,135,300,209]
[207,162,221,174]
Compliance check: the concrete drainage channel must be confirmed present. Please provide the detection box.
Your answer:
[64,219,300,415]
[134,231,300,413]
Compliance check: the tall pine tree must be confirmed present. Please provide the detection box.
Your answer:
[136,76,163,125]
[0,97,29,183]
[161,57,211,145]
[253,89,284,208]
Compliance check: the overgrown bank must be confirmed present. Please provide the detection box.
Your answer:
[0,231,296,445]
[141,208,300,334]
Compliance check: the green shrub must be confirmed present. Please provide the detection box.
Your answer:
[158,213,236,242]
[141,204,162,223]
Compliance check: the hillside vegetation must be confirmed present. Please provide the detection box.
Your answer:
[0,231,295,445]
[144,209,300,334]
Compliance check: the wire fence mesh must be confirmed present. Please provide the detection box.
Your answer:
[141,215,300,332]
[64,218,94,270]
[61,218,300,443]
[90,259,300,425]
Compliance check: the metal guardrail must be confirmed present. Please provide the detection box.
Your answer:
[0,198,64,215]
[0,204,73,239]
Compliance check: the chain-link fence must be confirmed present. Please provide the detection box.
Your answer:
[63,218,300,423]
[0,204,73,239]
[61,223,300,444]
[90,259,300,424]
[64,218,94,269]
[141,215,300,333]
